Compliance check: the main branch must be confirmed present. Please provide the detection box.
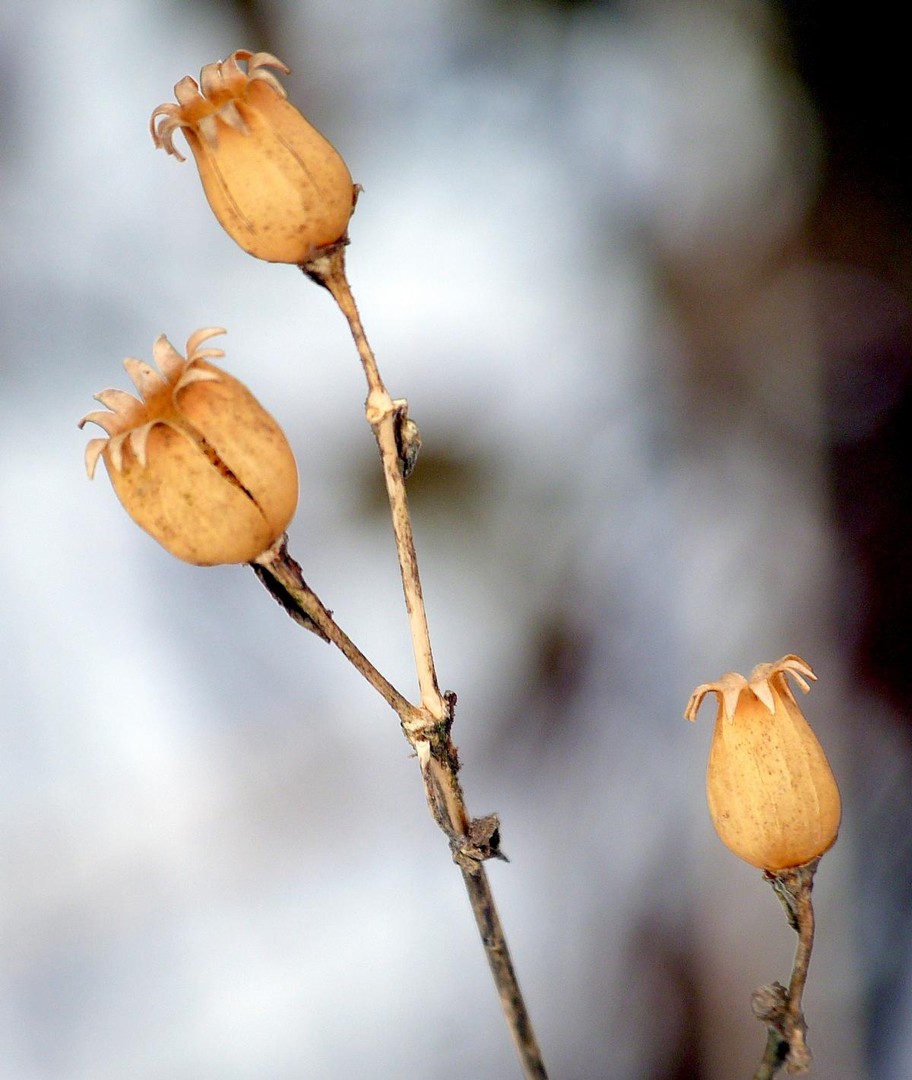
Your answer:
[288,242,549,1079]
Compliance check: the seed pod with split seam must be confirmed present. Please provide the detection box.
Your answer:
[79,329,298,565]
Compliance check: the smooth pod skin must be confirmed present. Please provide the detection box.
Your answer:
[686,655,842,871]
[80,330,298,566]
[151,51,355,263]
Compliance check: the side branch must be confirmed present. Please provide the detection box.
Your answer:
[251,535,422,730]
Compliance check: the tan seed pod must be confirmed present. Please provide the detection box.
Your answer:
[685,655,841,871]
[151,50,356,264]
[79,329,298,566]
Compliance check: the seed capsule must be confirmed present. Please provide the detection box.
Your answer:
[79,329,298,565]
[685,655,841,871]
[150,50,356,263]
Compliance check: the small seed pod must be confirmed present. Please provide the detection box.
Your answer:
[685,655,841,871]
[150,50,356,263]
[79,329,298,566]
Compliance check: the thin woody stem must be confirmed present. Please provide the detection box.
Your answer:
[297,242,549,1080]
[753,860,818,1078]
[753,1030,787,1080]
[787,874,815,1022]
[462,865,548,1079]
[303,243,445,723]
[253,537,549,1080]
[251,537,422,731]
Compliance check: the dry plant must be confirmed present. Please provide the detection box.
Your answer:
[79,49,843,1080]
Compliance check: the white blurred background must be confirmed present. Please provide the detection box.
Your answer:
[3,1,912,1077]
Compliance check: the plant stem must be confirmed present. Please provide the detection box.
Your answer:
[462,864,549,1079]
[253,537,549,1080]
[292,242,550,1079]
[251,537,422,730]
[752,859,818,1077]
[303,243,445,725]
[753,1030,787,1080]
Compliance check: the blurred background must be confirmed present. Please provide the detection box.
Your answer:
[3,1,912,1077]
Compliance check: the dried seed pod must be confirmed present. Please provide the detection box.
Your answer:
[685,655,841,871]
[79,329,298,565]
[151,50,355,263]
